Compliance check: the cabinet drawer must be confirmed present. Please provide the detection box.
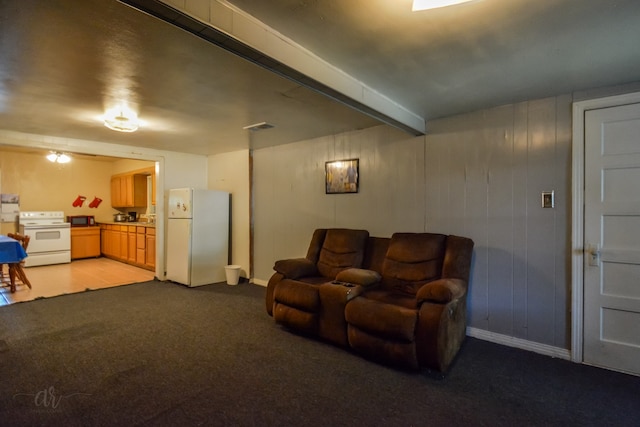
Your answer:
[71,227,100,237]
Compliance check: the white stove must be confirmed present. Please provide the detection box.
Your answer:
[19,211,71,267]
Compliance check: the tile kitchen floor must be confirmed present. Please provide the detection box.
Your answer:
[0,257,155,305]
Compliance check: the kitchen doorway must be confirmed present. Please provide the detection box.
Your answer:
[0,257,154,305]
[0,145,162,287]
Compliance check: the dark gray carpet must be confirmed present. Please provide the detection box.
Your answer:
[0,280,638,426]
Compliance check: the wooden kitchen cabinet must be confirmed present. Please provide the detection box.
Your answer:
[145,227,156,269]
[140,166,155,206]
[71,227,101,259]
[111,173,147,208]
[111,176,127,207]
[109,226,120,257]
[119,225,128,260]
[136,226,146,265]
[100,224,125,259]
[110,178,120,207]
[127,226,137,263]
[100,225,107,254]
[120,175,133,207]
[100,224,116,258]
[113,226,121,258]
[111,176,131,207]
[100,223,155,271]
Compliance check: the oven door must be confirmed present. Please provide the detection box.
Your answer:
[23,225,71,253]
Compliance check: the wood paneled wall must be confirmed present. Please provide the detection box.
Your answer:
[424,96,572,349]
[253,95,572,349]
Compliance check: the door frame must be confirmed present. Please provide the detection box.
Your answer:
[571,91,640,363]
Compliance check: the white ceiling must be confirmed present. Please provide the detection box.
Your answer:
[1,0,640,157]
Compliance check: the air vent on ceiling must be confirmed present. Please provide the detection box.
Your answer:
[242,122,275,132]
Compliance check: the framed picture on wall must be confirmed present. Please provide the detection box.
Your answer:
[325,158,359,194]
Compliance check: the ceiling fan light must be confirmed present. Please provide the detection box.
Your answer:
[412,0,474,11]
[46,152,71,163]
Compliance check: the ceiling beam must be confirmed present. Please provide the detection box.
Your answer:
[118,0,426,136]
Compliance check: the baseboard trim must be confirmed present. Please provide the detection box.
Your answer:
[251,278,268,287]
[466,327,571,361]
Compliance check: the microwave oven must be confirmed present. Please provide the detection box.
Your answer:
[67,215,95,227]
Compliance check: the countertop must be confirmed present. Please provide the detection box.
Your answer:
[98,221,156,227]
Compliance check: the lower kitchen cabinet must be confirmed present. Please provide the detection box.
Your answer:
[70,227,101,260]
[128,226,137,263]
[120,227,128,261]
[100,223,155,271]
[145,227,156,269]
[136,226,146,265]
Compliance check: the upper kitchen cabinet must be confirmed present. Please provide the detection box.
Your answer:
[111,174,147,208]
[133,166,156,206]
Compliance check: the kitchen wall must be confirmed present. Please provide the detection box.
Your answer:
[112,159,155,175]
[207,149,250,278]
[0,150,157,226]
[0,149,115,233]
[253,94,572,351]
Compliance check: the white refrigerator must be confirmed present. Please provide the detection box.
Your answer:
[166,188,230,286]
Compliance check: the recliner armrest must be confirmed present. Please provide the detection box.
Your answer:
[416,278,466,304]
[335,268,381,287]
[273,258,318,279]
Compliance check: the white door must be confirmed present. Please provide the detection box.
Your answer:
[584,103,640,376]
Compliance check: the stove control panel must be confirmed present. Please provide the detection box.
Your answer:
[19,211,67,225]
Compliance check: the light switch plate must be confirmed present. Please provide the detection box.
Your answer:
[542,191,554,208]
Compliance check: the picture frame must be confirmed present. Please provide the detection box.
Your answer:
[325,158,359,194]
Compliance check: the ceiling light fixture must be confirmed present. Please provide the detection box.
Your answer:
[412,0,475,11]
[103,105,139,133]
[243,122,275,132]
[46,152,71,164]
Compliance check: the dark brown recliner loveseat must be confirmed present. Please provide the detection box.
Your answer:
[265,228,474,373]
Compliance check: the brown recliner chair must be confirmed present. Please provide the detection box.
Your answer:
[266,228,370,339]
[345,232,474,372]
